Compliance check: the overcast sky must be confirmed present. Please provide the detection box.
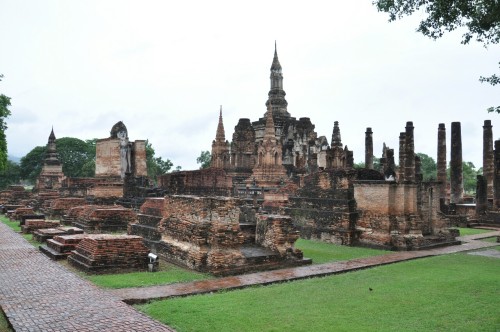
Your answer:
[1,1,498,170]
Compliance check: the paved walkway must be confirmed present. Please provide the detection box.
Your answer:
[0,222,174,332]
[112,230,500,304]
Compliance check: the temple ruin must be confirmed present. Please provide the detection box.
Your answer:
[6,44,500,279]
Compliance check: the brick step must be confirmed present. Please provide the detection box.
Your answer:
[39,245,70,260]
[47,238,79,253]
[33,229,67,243]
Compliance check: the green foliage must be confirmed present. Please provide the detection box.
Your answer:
[295,239,388,264]
[353,157,381,171]
[374,0,500,112]
[374,0,500,45]
[145,140,173,182]
[416,152,437,181]
[0,160,21,189]
[19,146,45,183]
[462,161,480,194]
[196,150,211,169]
[86,262,211,289]
[445,161,481,195]
[0,74,12,171]
[137,253,500,331]
[19,137,96,183]
[56,137,96,177]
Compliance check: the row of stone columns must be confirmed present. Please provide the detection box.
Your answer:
[365,120,497,210]
[438,120,497,209]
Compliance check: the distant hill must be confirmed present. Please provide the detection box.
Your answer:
[8,155,21,164]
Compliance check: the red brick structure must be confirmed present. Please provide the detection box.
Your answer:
[68,234,150,274]
[129,195,308,275]
[63,204,136,233]
[22,220,60,234]
[45,197,87,219]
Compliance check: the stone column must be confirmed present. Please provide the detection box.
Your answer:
[437,123,447,201]
[365,127,373,169]
[398,132,406,181]
[494,140,500,209]
[450,122,463,204]
[404,122,415,182]
[483,120,494,200]
[476,175,487,215]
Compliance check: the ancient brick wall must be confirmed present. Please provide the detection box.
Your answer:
[47,198,87,218]
[95,138,121,178]
[132,140,147,177]
[65,205,136,233]
[87,183,123,198]
[287,170,359,244]
[158,168,233,196]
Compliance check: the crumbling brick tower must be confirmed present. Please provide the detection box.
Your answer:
[35,128,66,191]
[211,106,230,169]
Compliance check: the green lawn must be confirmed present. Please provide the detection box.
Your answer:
[0,216,21,232]
[0,310,13,332]
[136,253,500,332]
[454,227,492,236]
[295,238,388,264]
[84,262,212,289]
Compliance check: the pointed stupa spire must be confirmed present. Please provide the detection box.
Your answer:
[263,104,276,140]
[215,105,226,142]
[271,40,282,72]
[331,121,342,148]
[45,127,59,162]
[48,126,56,143]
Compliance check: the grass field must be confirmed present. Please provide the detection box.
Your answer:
[0,217,21,232]
[295,238,388,264]
[453,227,493,236]
[136,253,500,332]
[82,263,212,289]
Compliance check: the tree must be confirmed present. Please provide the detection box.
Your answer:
[353,157,381,171]
[56,137,96,177]
[0,160,21,189]
[19,137,96,184]
[19,146,45,183]
[445,161,481,194]
[145,140,173,182]
[196,150,211,169]
[373,0,500,112]
[462,161,480,194]
[416,153,437,181]
[0,74,12,171]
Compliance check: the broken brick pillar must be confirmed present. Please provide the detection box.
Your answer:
[365,127,373,169]
[483,120,494,200]
[404,122,415,182]
[415,155,422,183]
[398,132,406,181]
[437,123,447,202]
[494,140,500,209]
[450,122,463,204]
[476,175,487,215]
